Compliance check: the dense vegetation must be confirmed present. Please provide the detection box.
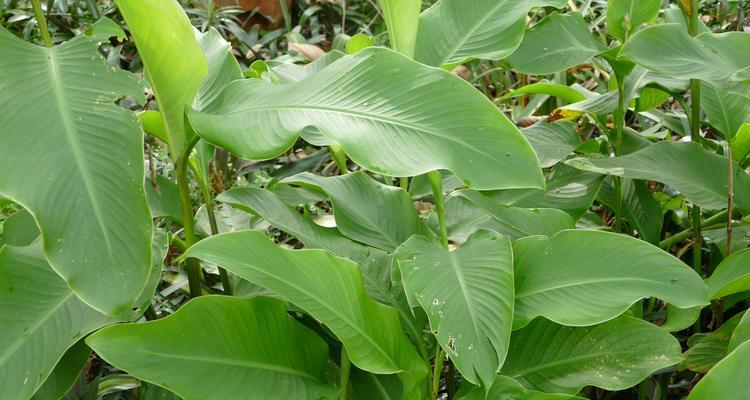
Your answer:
[2,0,750,399]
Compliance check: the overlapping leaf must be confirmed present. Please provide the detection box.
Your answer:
[688,341,750,399]
[189,47,543,190]
[0,27,153,314]
[513,230,709,328]
[378,0,420,57]
[88,296,338,400]
[395,230,514,385]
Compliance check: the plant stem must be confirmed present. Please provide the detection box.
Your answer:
[613,75,627,233]
[31,0,52,47]
[200,184,233,295]
[176,153,203,298]
[659,210,727,249]
[339,348,351,400]
[430,347,446,400]
[427,171,448,249]
[688,0,703,284]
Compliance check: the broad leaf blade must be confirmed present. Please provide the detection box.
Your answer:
[282,172,426,251]
[688,341,750,400]
[414,0,567,66]
[184,231,428,396]
[607,0,661,41]
[189,48,543,191]
[87,296,337,400]
[0,29,153,314]
[457,376,585,400]
[378,0,420,57]
[507,12,607,75]
[705,248,750,298]
[395,230,514,385]
[0,244,124,400]
[114,0,208,157]
[504,316,683,394]
[513,230,709,328]
[566,141,750,212]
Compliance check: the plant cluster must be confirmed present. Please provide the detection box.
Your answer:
[2,0,750,399]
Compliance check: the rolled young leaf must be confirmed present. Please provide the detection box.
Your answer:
[394,230,514,385]
[183,231,428,397]
[503,316,683,394]
[87,296,338,400]
[188,47,544,191]
[513,230,709,328]
[0,27,153,315]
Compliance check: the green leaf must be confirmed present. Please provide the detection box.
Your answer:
[0,28,153,314]
[281,172,426,251]
[507,12,607,75]
[269,51,346,83]
[87,296,338,400]
[688,341,750,400]
[1,209,39,246]
[145,176,183,224]
[607,0,661,42]
[347,34,375,54]
[378,0,420,57]
[513,230,709,328]
[414,0,567,66]
[729,311,750,352]
[189,47,544,191]
[0,244,126,400]
[193,28,242,111]
[496,82,588,105]
[450,190,576,240]
[621,24,750,87]
[504,316,683,394]
[731,123,750,162]
[701,82,750,140]
[395,230,514,385]
[661,305,702,332]
[114,0,207,157]
[31,341,90,400]
[521,121,581,168]
[566,141,750,212]
[598,178,663,245]
[350,368,402,400]
[184,231,428,397]
[706,248,750,299]
[457,375,585,400]
[488,164,604,221]
[680,312,745,373]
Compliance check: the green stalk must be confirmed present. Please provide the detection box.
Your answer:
[613,75,627,233]
[427,171,448,249]
[688,0,703,283]
[176,152,203,298]
[339,348,351,400]
[428,170,448,399]
[31,0,52,47]
[659,210,728,249]
[430,346,446,400]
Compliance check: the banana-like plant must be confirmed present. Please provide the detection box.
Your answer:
[1,0,750,399]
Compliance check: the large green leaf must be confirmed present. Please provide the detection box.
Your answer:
[378,0,420,57]
[503,316,683,394]
[706,248,750,299]
[567,141,750,212]
[281,172,426,251]
[1,209,39,247]
[114,0,207,157]
[31,341,90,400]
[520,121,581,169]
[189,47,543,191]
[184,231,428,397]
[507,12,607,75]
[145,176,183,224]
[87,296,337,400]
[688,341,750,399]
[450,190,576,240]
[679,312,745,373]
[598,178,663,245]
[0,244,126,400]
[606,0,661,42]
[457,376,585,400]
[394,230,514,385]
[0,28,153,314]
[513,230,709,328]
[729,311,750,352]
[414,0,567,66]
[488,164,604,221]
[621,24,750,87]
[701,82,750,139]
[193,28,242,111]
